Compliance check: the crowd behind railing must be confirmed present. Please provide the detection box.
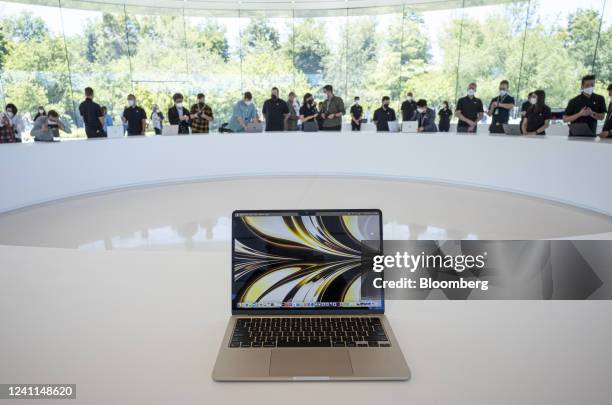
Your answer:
[1,76,611,143]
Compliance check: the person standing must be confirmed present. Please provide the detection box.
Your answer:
[438,101,452,132]
[488,80,515,133]
[33,106,46,122]
[168,93,190,134]
[372,96,397,132]
[4,103,25,142]
[150,105,164,135]
[319,85,345,131]
[101,106,113,132]
[0,111,16,143]
[78,87,105,138]
[228,92,259,133]
[121,94,147,136]
[414,99,437,132]
[519,92,535,134]
[563,75,607,136]
[400,92,417,122]
[350,97,363,131]
[286,92,300,131]
[299,93,318,131]
[31,110,71,140]
[521,90,551,135]
[455,83,484,133]
[262,87,289,132]
[599,84,612,138]
[190,93,213,134]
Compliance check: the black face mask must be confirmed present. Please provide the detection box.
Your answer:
[271,94,278,100]
[383,103,390,108]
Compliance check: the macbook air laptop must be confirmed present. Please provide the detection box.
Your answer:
[246,122,263,133]
[387,121,400,132]
[161,125,179,135]
[212,209,410,381]
[569,123,596,137]
[106,126,125,138]
[401,121,418,133]
[502,124,522,135]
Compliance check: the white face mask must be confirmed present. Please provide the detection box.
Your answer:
[529,97,537,105]
[176,102,183,108]
[48,119,57,125]
[38,109,44,114]
[128,99,135,106]
[245,100,252,106]
[467,89,476,97]
[406,96,413,102]
[6,111,14,118]
[417,107,426,114]
[354,100,359,105]
[499,89,507,96]
[582,87,594,95]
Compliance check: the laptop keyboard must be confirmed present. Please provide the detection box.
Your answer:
[229,317,391,348]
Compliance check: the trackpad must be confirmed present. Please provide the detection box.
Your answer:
[269,349,353,377]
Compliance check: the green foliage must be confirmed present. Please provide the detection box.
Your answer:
[0,3,611,138]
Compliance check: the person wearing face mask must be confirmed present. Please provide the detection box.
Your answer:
[4,103,25,142]
[519,92,535,134]
[78,87,105,138]
[372,96,397,132]
[600,84,612,138]
[455,83,484,133]
[350,97,363,131]
[488,80,515,133]
[228,92,259,133]
[190,93,214,134]
[414,99,437,133]
[121,94,147,136]
[521,90,551,136]
[438,101,452,132]
[168,93,190,134]
[400,92,417,122]
[563,75,607,136]
[30,109,71,141]
[299,93,318,132]
[33,106,46,122]
[285,92,300,131]
[150,105,164,135]
[262,87,289,132]
[319,85,345,131]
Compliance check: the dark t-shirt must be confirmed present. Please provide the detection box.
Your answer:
[123,106,147,135]
[400,100,417,121]
[78,98,103,130]
[350,104,363,120]
[262,98,289,131]
[299,104,317,118]
[373,106,396,131]
[564,93,607,134]
[456,96,484,128]
[489,94,515,125]
[525,105,552,134]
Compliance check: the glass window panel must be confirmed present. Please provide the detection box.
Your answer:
[60,0,132,134]
[346,6,403,115]
[520,0,606,108]
[594,0,611,93]
[406,1,463,113]
[0,0,73,138]
[456,0,529,121]
[184,11,241,131]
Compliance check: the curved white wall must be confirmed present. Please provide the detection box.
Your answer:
[1,132,612,216]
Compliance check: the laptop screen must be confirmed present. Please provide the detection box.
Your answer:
[232,210,383,313]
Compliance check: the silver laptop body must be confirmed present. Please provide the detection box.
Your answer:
[212,209,410,381]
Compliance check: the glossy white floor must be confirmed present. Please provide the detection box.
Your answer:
[1,176,611,250]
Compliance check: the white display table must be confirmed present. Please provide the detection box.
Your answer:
[1,131,611,216]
